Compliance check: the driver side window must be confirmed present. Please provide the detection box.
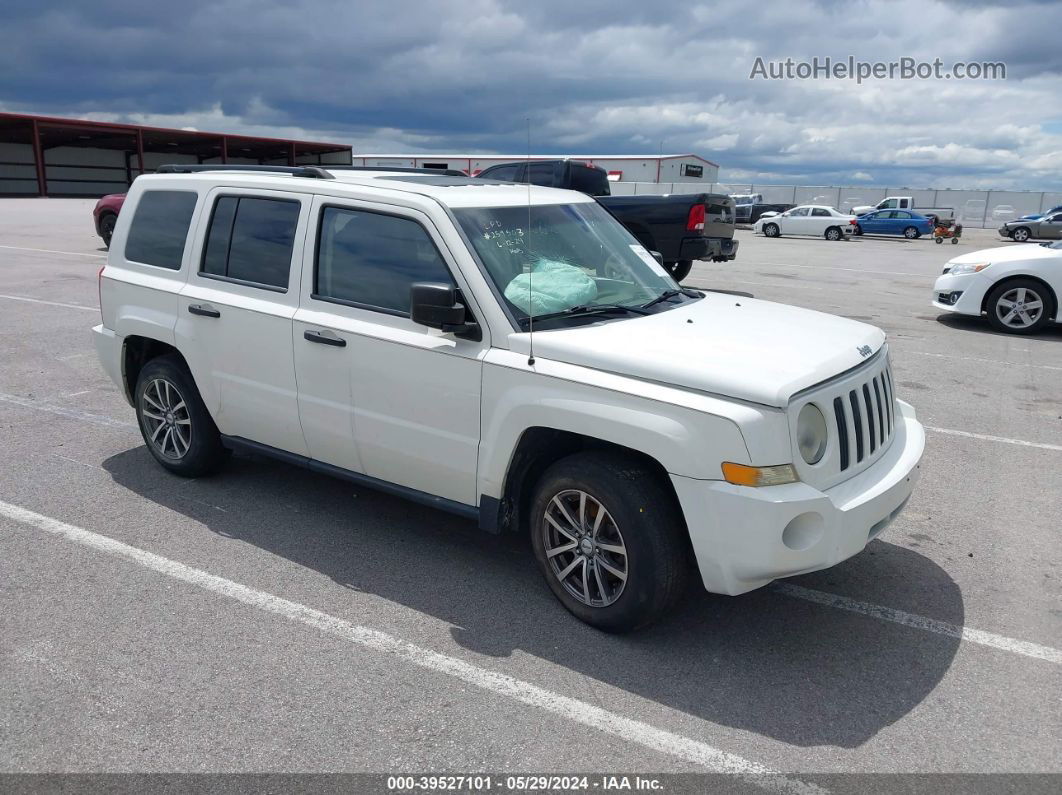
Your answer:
[314,206,455,316]
[790,207,810,217]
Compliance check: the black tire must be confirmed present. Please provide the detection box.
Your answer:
[665,260,693,282]
[134,353,228,477]
[903,226,920,239]
[763,222,780,238]
[99,213,117,248]
[853,224,863,236]
[951,237,959,244]
[985,278,1054,335]
[1011,227,1031,243]
[529,451,690,633]
[824,226,842,241]
[935,236,943,244]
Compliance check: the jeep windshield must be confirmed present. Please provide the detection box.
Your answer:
[454,203,695,328]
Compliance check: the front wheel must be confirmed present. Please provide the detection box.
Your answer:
[1011,227,1031,242]
[986,279,1053,334]
[763,222,780,238]
[903,226,920,239]
[824,226,842,241]
[530,452,689,632]
[665,260,692,282]
[935,236,944,244]
[135,354,228,477]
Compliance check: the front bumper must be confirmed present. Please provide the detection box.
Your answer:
[672,399,924,595]
[931,270,991,316]
[682,236,739,262]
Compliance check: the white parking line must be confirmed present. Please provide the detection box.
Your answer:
[905,350,1062,373]
[0,499,820,795]
[0,293,99,312]
[0,244,106,259]
[925,425,1062,452]
[0,392,135,429]
[773,583,1062,664]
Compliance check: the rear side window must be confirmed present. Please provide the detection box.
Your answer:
[125,190,198,270]
[315,207,454,315]
[200,196,299,290]
[570,166,609,196]
[526,162,556,187]
[812,208,830,217]
[481,164,519,181]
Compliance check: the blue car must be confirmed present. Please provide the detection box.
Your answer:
[856,209,934,239]
[1020,204,1062,221]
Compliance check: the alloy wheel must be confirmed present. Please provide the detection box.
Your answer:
[995,286,1044,329]
[141,378,192,459]
[542,489,628,607]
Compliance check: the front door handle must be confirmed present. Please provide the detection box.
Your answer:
[303,329,346,347]
[188,303,221,318]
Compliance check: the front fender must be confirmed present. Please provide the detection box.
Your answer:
[478,351,759,501]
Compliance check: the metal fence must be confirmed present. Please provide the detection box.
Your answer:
[607,182,1062,229]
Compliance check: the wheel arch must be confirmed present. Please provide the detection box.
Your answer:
[493,427,681,536]
[122,336,188,405]
[980,274,1058,319]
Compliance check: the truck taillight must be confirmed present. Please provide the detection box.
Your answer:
[687,204,705,232]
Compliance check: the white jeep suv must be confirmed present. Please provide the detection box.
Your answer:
[93,164,924,632]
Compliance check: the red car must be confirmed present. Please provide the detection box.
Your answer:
[93,193,126,247]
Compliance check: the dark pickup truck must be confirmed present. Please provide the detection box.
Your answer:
[476,159,737,282]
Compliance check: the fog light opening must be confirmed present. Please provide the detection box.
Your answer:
[782,512,824,552]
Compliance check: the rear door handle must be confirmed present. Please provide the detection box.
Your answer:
[188,303,221,318]
[303,329,346,347]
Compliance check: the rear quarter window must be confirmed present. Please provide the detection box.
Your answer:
[124,190,198,270]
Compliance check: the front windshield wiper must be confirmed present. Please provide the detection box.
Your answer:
[519,303,650,327]
[639,288,703,310]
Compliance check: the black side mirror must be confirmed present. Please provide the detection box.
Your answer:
[410,282,480,339]
[650,250,664,266]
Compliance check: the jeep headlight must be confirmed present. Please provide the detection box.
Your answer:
[947,262,991,275]
[797,403,828,465]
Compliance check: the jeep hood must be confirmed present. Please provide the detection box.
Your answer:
[515,294,886,408]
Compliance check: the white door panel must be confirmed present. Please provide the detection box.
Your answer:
[178,284,307,455]
[294,197,487,505]
[175,187,311,457]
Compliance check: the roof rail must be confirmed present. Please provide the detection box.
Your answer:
[323,165,470,177]
[156,164,335,179]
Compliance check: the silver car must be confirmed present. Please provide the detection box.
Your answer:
[999,210,1062,242]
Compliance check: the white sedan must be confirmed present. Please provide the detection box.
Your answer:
[932,240,1061,334]
[753,205,856,241]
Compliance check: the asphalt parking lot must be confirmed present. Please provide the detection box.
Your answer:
[1,200,1060,788]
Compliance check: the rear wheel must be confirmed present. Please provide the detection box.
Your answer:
[986,279,1053,334]
[763,222,780,238]
[665,260,692,282]
[530,452,689,632]
[824,226,842,241]
[134,354,228,476]
[903,226,920,239]
[99,213,116,247]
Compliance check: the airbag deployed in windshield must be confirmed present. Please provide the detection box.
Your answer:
[504,259,598,315]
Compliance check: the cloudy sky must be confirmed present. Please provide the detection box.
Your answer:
[3,0,1061,189]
